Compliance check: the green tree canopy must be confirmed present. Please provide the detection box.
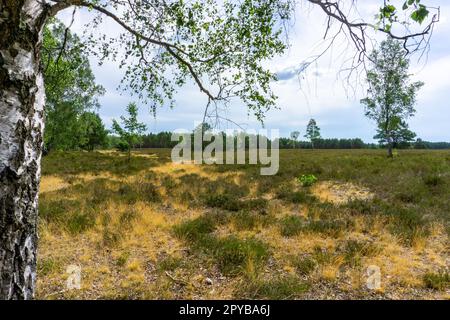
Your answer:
[361,38,424,157]
[81,0,294,123]
[79,112,109,151]
[42,18,105,151]
[304,119,321,149]
[112,103,147,160]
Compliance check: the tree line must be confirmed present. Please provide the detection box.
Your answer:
[114,132,449,150]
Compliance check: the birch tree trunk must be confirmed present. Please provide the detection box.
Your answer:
[0,0,47,299]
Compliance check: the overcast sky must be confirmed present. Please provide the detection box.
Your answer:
[57,0,450,142]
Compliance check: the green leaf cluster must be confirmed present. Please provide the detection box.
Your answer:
[43,19,107,151]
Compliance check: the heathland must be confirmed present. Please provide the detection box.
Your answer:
[37,149,449,299]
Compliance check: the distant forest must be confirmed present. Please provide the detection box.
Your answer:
[106,132,450,150]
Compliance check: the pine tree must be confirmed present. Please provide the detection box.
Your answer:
[304,119,321,149]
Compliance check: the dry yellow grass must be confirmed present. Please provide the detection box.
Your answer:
[36,149,449,299]
[311,181,374,205]
[40,175,70,193]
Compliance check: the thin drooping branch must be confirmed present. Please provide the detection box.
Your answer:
[50,0,218,100]
[165,46,216,100]
[50,0,221,64]
[294,0,439,98]
[306,0,439,56]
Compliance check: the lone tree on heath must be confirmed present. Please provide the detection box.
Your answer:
[112,103,147,161]
[0,0,437,299]
[304,119,321,149]
[361,38,424,157]
[290,131,300,148]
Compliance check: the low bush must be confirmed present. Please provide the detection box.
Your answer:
[298,174,318,187]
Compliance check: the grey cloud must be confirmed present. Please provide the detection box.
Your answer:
[276,63,310,81]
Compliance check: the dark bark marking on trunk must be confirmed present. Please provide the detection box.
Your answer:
[1,0,47,299]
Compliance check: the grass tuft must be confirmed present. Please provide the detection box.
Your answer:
[240,275,309,299]
[279,215,305,237]
[423,269,450,291]
[339,240,380,267]
[174,215,219,241]
[157,256,184,272]
[37,257,63,276]
[204,194,268,213]
[292,256,317,276]
[213,236,270,275]
[231,210,274,231]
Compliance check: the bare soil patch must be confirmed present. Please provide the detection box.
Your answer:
[312,181,374,204]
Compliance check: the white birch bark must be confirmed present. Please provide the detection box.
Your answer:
[0,0,47,299]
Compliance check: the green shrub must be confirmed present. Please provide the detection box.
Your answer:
[287,191,309,203]
[304,219,348,237]
[312,247,335,265]
[40,197,96,234]
[241,198,268,212]
[298,174,318,187]
[292,256,317,275]
[173,215,217,241]
[385,206,429,245]
[279,215,305,237]
[213,236,269,275]
[161,176,178,191]
[116,140,129,152]
[39,198,82,223]
[117,184,139,204]
[73,179,113,207]
[204,194,240,211]
[204,194,268,213]
[66,210,96,234]
[395,192,417,204]
[102,228,122,247]
[345,199,377,215]
[274,184,293,200]
[119,209,139,229]
[137,181,160,202]
[276,188,314,204]
[174,214,269,276]
[231,210,273,231]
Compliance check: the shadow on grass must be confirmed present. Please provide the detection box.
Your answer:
[42,149,168,177]
[39,177,161,235]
